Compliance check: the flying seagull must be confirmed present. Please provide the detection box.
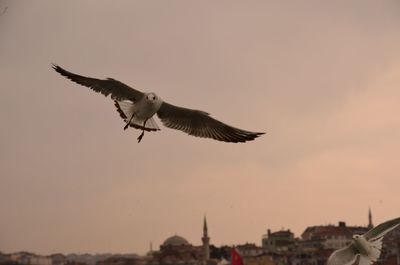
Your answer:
[52,64,264,143]
[327,217,400,265]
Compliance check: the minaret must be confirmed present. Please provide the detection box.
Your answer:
[147,241,154,256]
[202,215,210,264]
[368,207,373,229]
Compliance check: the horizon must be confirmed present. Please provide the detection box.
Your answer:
[1,211,378,256]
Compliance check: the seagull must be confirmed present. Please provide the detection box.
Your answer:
[327,217,400,265]
[52,64,264,143]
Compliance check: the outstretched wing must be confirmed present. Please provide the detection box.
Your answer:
[364,217,400,241]
[52,64,144,101]
[156,102,264,143]
[327,244,359,265]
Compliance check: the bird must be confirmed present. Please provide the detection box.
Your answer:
[52,64,264,143]
[327,217,400,265]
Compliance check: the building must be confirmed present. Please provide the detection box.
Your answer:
[9,252,52,265]
[150,235,203,265]
[97,255,146,265]
[202,216,210,264]
[0,252,14,265]
[301,213,373,252]
[65,253,116,265]
[236,243,265,258]
[149,216,212,265]
[261,209,377,265]
[368,207,374,229]
[300,209,374,251]
[262,229,295,252]
[301,221,353,250]
[242,253,275,265]
[49,254,66,265]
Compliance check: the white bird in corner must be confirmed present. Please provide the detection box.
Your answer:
[327,217,400,265]
[52,64,264,143]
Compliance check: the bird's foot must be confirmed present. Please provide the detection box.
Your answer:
[125,113,135,130]
[137,131,145,143]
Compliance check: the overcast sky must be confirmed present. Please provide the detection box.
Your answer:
[1,0,400,255]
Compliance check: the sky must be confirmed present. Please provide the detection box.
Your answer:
[1,0,400,256]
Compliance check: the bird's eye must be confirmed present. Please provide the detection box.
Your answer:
[153,96,156,100]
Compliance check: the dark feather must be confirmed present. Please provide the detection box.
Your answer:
[52,64,144,101]
[157,102,264,143]
[364,217,400,241]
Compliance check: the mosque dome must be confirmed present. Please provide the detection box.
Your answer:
[162,235,190,247]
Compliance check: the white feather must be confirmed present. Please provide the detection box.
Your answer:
[359,254,373,265]
[117,100,136,118]
[116,100,160,130]
[368,237,383,262]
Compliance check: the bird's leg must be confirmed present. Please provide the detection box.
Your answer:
[137,120,147,143]
[124,113,135,130]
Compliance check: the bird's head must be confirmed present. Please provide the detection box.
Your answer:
[352,234,361,241]
[146,93,157,101]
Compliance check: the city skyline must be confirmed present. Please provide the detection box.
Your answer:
[0,210,379,255]
[1,0,400,256]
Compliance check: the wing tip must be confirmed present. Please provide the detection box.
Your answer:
[51,63,69,77]
[51,63,59,72]
[240,133,264,143]
[211,131,265,143]
[236,131,265,143]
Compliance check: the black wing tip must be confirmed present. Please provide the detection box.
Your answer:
[51,63,69,77]
[234,132,264,143]
[228,130,265,143]
[253,131,266,137]
[185,126,265,143]
[51,63,60,71]
[203,130,264,143]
